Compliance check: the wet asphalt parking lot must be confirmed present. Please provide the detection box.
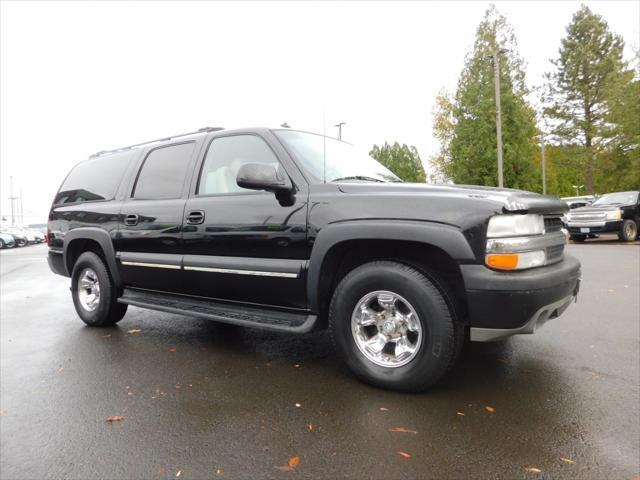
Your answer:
[1,240,639,480]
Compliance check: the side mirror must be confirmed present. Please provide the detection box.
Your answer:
[236,163,293,194]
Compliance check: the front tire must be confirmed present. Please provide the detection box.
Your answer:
[329,261,459,392]
[618,219,638,242]
[71,252,127,326]
[570,234,586,242]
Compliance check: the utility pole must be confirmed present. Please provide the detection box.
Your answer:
[540,133,547,195]
[492,50,504,188]
[334,122,345,140]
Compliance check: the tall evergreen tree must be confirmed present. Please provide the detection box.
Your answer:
[543,5,629,194]
[431,5,539,190]
[370,142,426,183]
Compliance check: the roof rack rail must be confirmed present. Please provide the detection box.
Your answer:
[90,126,224,158]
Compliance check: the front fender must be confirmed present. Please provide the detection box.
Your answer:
[306,220,476,311]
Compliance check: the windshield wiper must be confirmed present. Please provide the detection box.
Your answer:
[331,175,386,183]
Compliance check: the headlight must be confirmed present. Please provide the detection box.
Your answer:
[605,209,622,221]
[486,214,544,238]
[485,214,554,271]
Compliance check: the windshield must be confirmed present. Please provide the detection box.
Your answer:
[273,130,401,183]
[592,191,638,206]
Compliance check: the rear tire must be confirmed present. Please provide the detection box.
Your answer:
[329,261,459,392]
[71,252,127,326]
[618,220,638,242]
[570,234,586,242]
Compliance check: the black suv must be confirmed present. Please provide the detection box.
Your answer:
[566,191,640,242]
[47,127,581,391]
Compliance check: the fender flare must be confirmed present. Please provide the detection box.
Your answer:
[306,220,476,311]
[63,227,122,287]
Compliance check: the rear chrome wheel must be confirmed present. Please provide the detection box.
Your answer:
[71,252,127,326]
[77,268,101,311]
[351,291,422,368]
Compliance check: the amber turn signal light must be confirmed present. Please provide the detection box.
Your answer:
[486,253,519,270]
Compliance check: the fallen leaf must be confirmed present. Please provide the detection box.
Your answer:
[397,451,412,459]
[389,427,418,434]
[127,329,142,335]
[456,412,465,416]
[216,469,223,475]
[525,467,542,473]
[57,367,64,373]
[295,403,301,408]
[105,415,124,423]
[496,358,509,364]
[294,363,300,368]
[379,407,389,411]
[560,457,576,465]
[175,384,181,389]
[307,423,313,431]
[176,470,182,478]
[101,334,111,338]
[168,347,177,353]
[276,455,301,471]
[607,289,615,293]
[485,406,496,413]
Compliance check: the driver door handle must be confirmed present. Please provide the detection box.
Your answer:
[186,210,205,225]
[123,214,139,226]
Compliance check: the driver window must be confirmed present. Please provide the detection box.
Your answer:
[198,135,280,195]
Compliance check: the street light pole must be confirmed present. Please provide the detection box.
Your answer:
[334,122,345,140]
[8,176,17,226]
[492,50,504,189]
[572,184,584,196]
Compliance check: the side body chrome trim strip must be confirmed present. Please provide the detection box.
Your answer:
[120,261,181,270]
[183,265,299,278]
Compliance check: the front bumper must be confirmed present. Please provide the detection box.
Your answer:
[461,254,581,342]
[567,220,621,235]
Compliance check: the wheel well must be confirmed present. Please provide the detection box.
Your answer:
[315,239,468,327]
[65,239,106,274]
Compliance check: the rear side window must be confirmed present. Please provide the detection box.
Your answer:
[54,151,132,205]
[133,142,195,200]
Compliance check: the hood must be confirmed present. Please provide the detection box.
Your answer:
[570,203,630,214]
[337,183,569,215]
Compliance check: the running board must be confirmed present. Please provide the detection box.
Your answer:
[118,288,317,333]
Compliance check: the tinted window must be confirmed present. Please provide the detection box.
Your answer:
[54,151,132,205]
[133,142,195,199]
[198,135,280,195]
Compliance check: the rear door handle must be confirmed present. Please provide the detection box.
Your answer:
[186,210,204,225]
[124,214,139,226]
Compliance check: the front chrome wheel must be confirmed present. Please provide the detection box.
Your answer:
[77,268,101,311]
[351,290,423,368]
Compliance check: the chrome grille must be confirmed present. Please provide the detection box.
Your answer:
[569,212,605,222]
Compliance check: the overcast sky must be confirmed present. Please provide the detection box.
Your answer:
[1,0,638,223]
